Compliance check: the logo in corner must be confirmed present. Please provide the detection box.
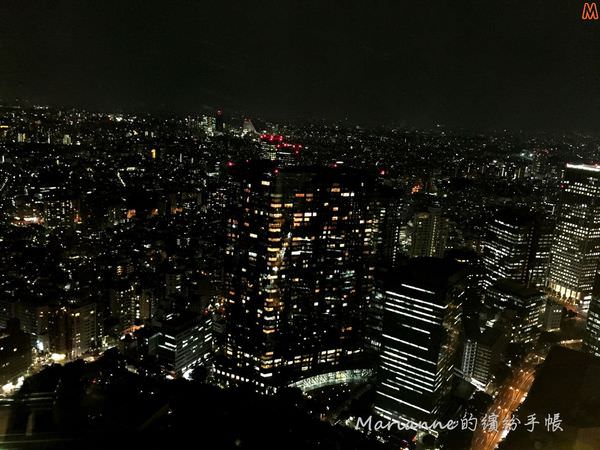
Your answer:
[582,2,599,20]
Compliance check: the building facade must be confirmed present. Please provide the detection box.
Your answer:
[549,164,600,312]
[373,258,464,424]
[410,207,448,258]
[216,162,376,392]
[486,279,545,345]
[482,208,553,290]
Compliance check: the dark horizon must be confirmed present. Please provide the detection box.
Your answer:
[2,1,600,131]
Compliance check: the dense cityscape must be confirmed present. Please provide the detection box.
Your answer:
[0,104,599,449]
[3,0,600,447]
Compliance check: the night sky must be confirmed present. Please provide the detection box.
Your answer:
[2,0,600,130]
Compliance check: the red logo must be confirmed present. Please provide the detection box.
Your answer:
[582,2,599,20]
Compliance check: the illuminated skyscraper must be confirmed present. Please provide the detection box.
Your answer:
[410,207,448,258]
[461,324,504,389]
[373,258,464,424]
[482,208,553,290]
[486,279,545,345]
[549,164,600,312]
[215,162,376,392]
[377,187,409,268]
[259,134,302,167]
[584,296,600,356]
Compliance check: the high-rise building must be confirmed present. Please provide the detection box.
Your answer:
[215,110,224,133]
[216,162,376,392]
[242,118,257,136]
[543,299,562,332]
[69,302,98,358]
[149,312,212,378]
[486,279,545,345]
[377,187,409,268]
[549,164,600,312]
[0,319,32,385]
[409,207,448,258]
[42,302,98,359]
[373,258,464,425]
[583,297,600,356]
[461,324,504,389]
[482,208,553,290]
[109,280,142,333]
[259,134,302,167]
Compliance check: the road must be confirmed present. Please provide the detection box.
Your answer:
[470,359,538,450]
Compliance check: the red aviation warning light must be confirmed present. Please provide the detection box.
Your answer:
[260,134,285,143]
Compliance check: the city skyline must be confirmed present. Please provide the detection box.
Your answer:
[3,1,600,449]
[2,1,600,131]
[0,104,599,449]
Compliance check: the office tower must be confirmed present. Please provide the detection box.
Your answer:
[549,164,600,312]
[543,299,562,332]
[461,324,504,389]
[165,270,183,297]
[215,110,224,133]
[584,296,600,356]
[242,118,257,136]
[373,258,464,424]
[531,218,554,288]
[216,162,376,392]
[259,134,301,166]
[409,207,448,258]
[482,208,553,289]
[150,312,212,377]
[377,187,409,268]
[486,279,545,345]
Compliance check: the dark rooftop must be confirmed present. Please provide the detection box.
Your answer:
[501,346,600,449]
[378,257,466,291]
[493,278,542,299]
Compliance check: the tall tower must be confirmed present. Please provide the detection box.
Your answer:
[373,258,464,424]
[242,118,257,136]
[486,279,545,346]
[215,110,224,133]
[377,187,409,268]
[216,162,376,392]
[549,164,600,312]
[410,207,448,258]
[482,208,553,290]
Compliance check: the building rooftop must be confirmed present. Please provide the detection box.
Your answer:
[161,312,202,335]
[501,346,600,449]
[379,257,465,292]
[493,278,542,299]
[566,163,600,173]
